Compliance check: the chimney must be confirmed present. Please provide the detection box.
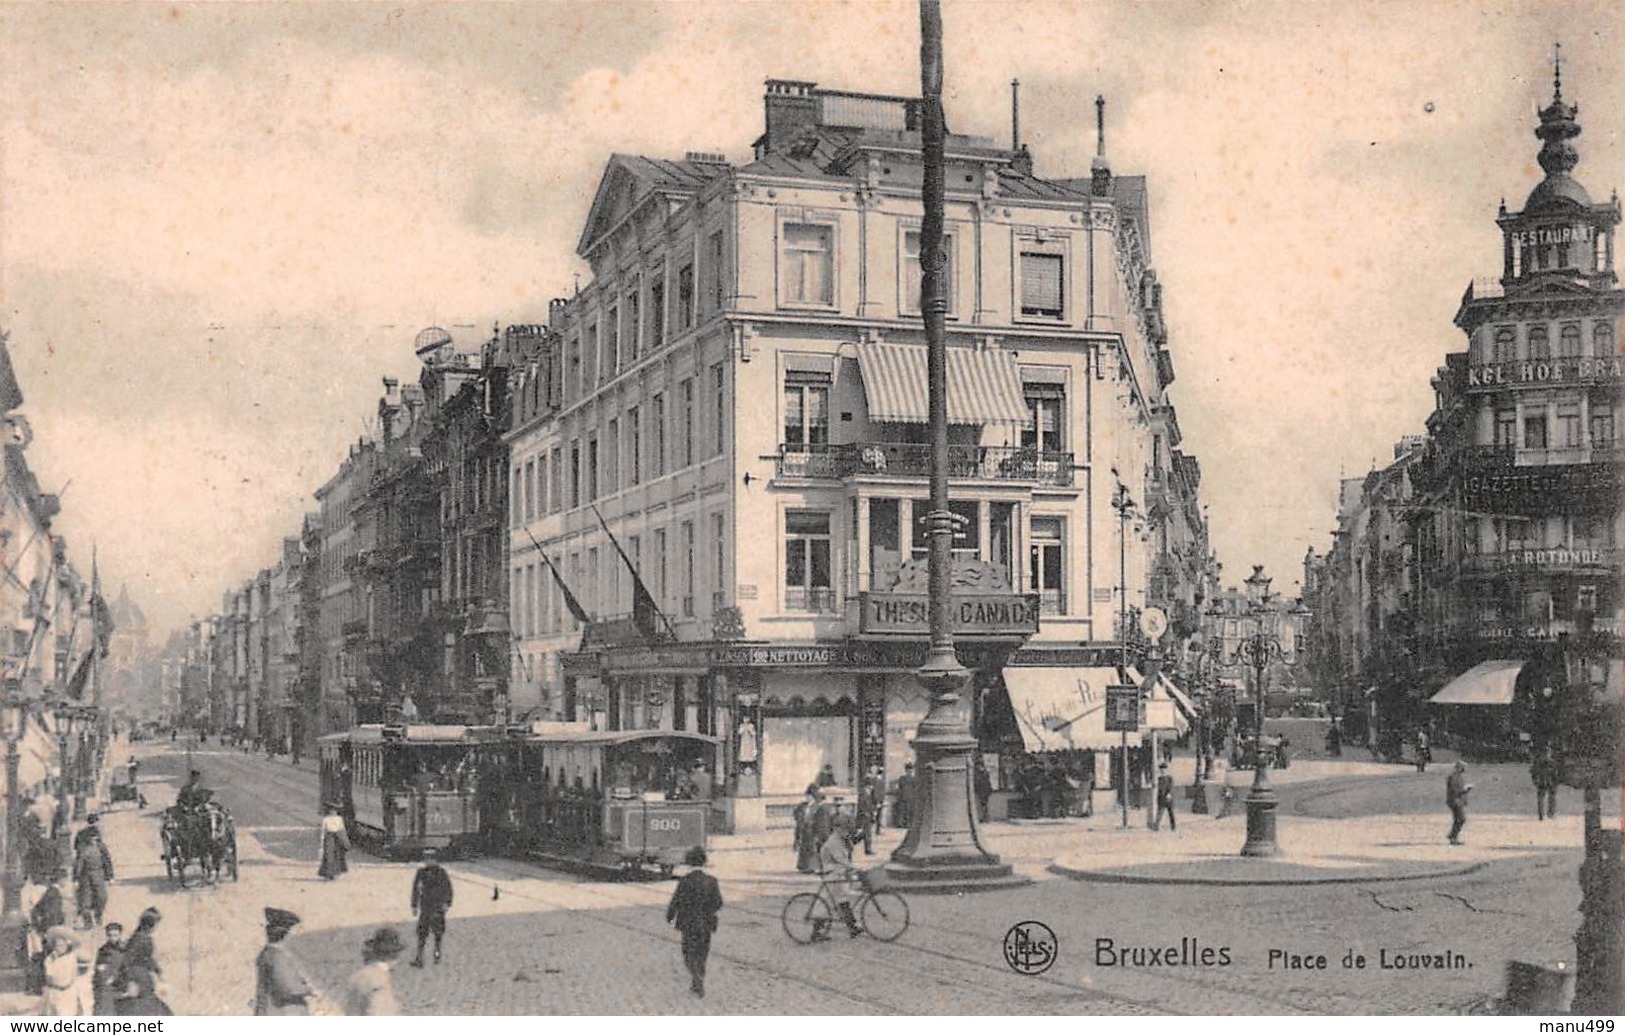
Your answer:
[548,298,569,329]
[761,79,819,157]
[1091,94,1113,196]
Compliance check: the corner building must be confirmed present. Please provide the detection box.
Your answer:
[509,80,1207,830]
[1413,65,1622,732]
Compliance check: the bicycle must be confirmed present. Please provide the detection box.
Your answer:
[782,868,910,943]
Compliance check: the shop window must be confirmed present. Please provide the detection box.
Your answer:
[785,510,834,612]
[1029,517,1065,614]
[902,228,955,315]
[1018,250,1064,319]
[780,223,835,307]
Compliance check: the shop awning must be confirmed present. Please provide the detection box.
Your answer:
[1127,668,1193,733]
[1003,667,1123,751]
[1429,660,1525,706]
[856,343,1028,425]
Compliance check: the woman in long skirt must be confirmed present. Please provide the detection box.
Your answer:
[317,806,350,880]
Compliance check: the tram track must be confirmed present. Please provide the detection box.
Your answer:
[152,748,1340,1015]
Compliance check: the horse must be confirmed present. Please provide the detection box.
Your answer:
[161,802,234,885]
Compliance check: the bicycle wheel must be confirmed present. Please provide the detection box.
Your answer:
[782,892,832,944]
[861,889,909,942]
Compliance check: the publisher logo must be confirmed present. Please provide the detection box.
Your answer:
[1004,920,1058,976]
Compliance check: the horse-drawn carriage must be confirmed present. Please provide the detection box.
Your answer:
[160,795,238,884]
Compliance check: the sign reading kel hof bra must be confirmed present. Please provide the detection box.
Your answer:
[1467,356,1624,389]
[858,592,1041,637]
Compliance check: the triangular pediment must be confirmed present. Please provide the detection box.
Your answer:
[577,157,648,259]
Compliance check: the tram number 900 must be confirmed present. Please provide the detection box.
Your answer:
[648,818,684,832]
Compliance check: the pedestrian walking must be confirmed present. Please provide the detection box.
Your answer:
[858,767,884,855]
[665,847,723,998]
[37,927,86,1015]
[1153,762,1177,832]
[1532,747,1559,820]
[974,759,993,823]
[1414,729,1431,772]
[72,825,114,929]
[254,907,316,1015]
[793,786,822,873]
[114,908,169,1017]
[892,763,916,829]
[1446,760,1473,845]
[317,805,350,880]
[92,923,125,1017]
[344,928,405,1015]
[409,848,454,967]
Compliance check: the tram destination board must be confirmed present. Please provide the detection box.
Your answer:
[1104,685,1142,732]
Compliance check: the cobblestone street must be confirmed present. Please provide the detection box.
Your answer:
[36,742,1599,1016]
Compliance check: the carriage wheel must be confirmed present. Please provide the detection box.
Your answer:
[781,892,831,944]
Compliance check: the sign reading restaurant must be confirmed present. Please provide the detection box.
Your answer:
[1509,224,1592,248]
[858,592,1041,637]
[1467,356,1624,389]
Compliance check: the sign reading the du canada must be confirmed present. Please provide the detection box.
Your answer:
[858,592,1041,637]
[1105,685,1142,732]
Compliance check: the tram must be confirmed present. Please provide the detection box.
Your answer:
[320,722,716,875]
[319,724,512,858]
[487,725,716,876]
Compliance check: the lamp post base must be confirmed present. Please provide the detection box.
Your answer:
[888,650,1030,894]
[1240,788,1280,857]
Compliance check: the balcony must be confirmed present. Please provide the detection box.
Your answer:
[774,443,1073,486]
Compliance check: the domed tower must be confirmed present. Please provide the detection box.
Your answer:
[1494,47,1621,288]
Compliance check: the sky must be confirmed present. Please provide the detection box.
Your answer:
[0,0,1620,637]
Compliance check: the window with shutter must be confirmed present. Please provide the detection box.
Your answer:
[1020,251,1063,318]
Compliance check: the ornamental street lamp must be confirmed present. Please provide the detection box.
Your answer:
[888,0,1022,892]
[1229,616,1284,857]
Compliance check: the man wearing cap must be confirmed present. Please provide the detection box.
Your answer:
[72,820,114,929]
[665,847,722,998]
[92,922,125,1016]
[255,908,315,1015]
[409,849,454,968]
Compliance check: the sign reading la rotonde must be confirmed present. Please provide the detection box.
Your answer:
[1467,356,1623,390]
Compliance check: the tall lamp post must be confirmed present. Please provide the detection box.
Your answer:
[0,695,28,992]
[1231,613,1284,857]
[888,0,1022,891]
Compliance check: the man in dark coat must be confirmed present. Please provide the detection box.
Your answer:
[857,767,885,855]
[1153,762,1177,832]
[665,846,723,998]
[892,764,916,829]
[26,880,65,993]
[255,907,315,1015]
[73,825,115,928]
[1446,760,1473,845]
[92,922,126,1016]
[410,848,454,967]
[1532,747,1559,820]
[116,907,167,1016]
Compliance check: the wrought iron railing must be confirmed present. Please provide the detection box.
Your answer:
[775,443,1073,485]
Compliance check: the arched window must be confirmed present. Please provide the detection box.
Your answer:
[1528,325,1550,361]
[1595,322,1617,357]
[1494,326,1516,363]
[1559,323,1582,359]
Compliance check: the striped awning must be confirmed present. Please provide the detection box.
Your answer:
[856,343,1028,424]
